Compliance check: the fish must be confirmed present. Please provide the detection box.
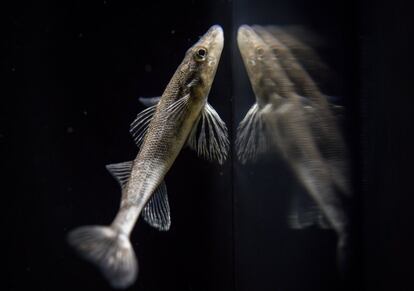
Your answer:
[67,25,228,289]
[236,25,350,269]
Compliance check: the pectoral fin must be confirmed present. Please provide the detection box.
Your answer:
[236,103,271,164]
[166,94,191,120]
[142,181,171,231]
[130,104,157,147]
[187,102,229,164]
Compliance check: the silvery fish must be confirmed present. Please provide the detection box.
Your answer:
[236,25,350,269]
[68,25,227,289]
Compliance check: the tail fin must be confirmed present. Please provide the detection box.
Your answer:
[67,226,138,289]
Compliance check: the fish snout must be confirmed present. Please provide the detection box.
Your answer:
[207,25,224,50]
[237,25,255,52]
[208,25,223,37]
[238,25,256,40]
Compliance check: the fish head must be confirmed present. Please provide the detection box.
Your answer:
[237,25,279,106]
[181,25,224,101]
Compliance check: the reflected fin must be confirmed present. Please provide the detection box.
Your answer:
[142,181,171,231]
[106,161,133,189]
[236,103,271,164]
[288,189,331,229]
[188,102,229,164]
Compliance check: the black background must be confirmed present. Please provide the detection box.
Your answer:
[3,0,414,291]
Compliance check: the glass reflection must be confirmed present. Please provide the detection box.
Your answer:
[236,25,351,271]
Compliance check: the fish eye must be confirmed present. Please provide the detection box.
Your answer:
[194,47,208,62]
[256,46,264,56]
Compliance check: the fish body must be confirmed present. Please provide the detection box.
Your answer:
[68,25,227,289]
[113,24,225,233]
[236,25,350,268]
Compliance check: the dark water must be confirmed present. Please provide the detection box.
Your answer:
[4,0,414,291]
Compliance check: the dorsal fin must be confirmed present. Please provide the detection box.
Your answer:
[105,161,133,188]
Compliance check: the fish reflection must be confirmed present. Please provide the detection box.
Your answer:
[236,25,350,270]
[264,25,337,88]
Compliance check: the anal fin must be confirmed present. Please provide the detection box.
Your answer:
[142,181,171,231]
[106,162,171,231]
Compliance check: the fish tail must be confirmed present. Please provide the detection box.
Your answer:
[67,225,138,289]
